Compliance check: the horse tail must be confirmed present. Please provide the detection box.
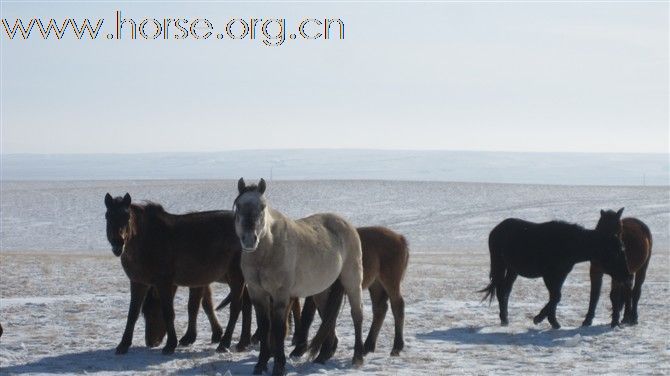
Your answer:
[215,292,232,311]
[477,224,506,304]
[308,279,345,359]
[636,218,653,252]
[399,234,410,281]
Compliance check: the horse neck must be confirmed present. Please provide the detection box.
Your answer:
[571,230,600,263]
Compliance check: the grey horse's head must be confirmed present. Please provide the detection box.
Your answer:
[234,178,268,252]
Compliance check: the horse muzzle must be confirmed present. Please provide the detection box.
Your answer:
[240,233,259,252]
[111,244,123,257]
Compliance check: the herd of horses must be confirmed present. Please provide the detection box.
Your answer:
[103,178,652,375]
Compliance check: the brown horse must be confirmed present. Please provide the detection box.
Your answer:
[290,226,409,362]
[104,193,250,354]
[583,208,653,327]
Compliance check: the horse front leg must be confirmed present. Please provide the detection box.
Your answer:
[610,281,624,327]
[201,285,224,343]
[582,263,603,326]
[535,274,565,329]
[156,282,178,354]
[253,300,271,375]
[217,274,245,352]
[179,287,204,346]
[271,298,290,376]
[116,281,150,354]
[238,287,252,350]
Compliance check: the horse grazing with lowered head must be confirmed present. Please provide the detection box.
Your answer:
[233,178,365,376]
[291,226,409,362]
[480,218,632,329]
[104,193,250,354]
[582,208,653,327]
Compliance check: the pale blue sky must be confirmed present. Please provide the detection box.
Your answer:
[1,2,668,154]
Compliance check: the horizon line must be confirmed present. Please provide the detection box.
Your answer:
[2,148,669,156]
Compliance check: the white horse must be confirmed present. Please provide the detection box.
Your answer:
[233,178,365,375]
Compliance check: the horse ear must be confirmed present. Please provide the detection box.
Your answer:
[616,207,624,219]
[600,209,605,216]
[122,193,131,207]
[238,178,246,194]
[258,178,266,194]
[105,193,113,208]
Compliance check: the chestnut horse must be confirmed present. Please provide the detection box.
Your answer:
[290,226,409,362]
[104,193,250,354]
[582,208,653,327]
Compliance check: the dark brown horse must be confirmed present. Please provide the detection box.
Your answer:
[582,208,653,327]
[104,193,250,354]
[290,226,409,362]
[480,218,632,329]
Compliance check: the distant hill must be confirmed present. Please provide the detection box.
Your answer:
[1,149,668,186]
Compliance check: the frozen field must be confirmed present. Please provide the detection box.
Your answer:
[1,180,669,375]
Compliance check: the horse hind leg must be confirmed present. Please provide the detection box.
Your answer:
[387,285,405,356]
[626,260,649,325]
[290,296,316,358]
[201,285,224,343]
[363,281,389,355]
[339,265,365,367]
[497,271,517,327]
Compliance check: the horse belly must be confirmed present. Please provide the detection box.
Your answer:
[291,259,343,298]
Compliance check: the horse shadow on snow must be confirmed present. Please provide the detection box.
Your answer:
[0,347,256,374]
[416,324,613,348]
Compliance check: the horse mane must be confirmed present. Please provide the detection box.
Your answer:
[126,202,169,240]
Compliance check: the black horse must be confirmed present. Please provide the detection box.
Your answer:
[104,193,251,355]
[480,218,632,329]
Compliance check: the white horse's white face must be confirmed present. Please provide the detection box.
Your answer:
[234,178,268,252]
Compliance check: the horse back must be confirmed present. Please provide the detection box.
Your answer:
[622,217,652,272]
[136,210,240,286]
[489,218,580,277]
[357,226,409,288]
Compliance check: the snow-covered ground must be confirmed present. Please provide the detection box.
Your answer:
[1,180,669,375]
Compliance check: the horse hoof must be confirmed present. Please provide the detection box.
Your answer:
[313,355,328,364]
[162,346,176,355]
[179,335,196,347]
[216,344,231,353]
[363,343,375,355]
[533,316,543,325]
[234,342,249,352]
[252,364,267,375]
[550,323,561,330]
[211,330,223,344]
[610,322,621,328]
[501,320,509,327]
[581,319,593,327]
[290,344,307,359]
[352,356,364,368]
[115,345,129,355]
[271,364,286,376]
[251,334,260,345]
[390,349,401,357]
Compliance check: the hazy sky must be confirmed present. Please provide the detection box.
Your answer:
[1,2,668,154]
